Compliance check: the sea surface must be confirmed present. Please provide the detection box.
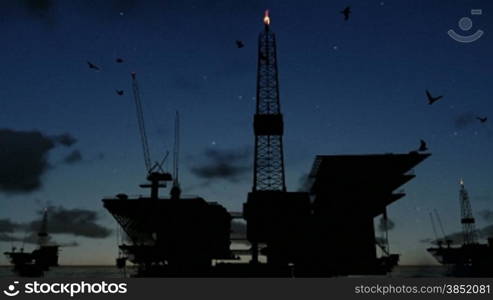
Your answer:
[0,265,450,278]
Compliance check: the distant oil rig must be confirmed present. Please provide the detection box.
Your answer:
[427,180,493,277]
[103,11,430,277]
[3,209,59,277]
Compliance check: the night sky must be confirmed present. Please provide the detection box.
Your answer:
[1,0,492,265]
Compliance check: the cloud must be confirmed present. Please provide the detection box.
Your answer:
[479,224,493,237]
[0,232,79,246]
[19,0,55,23]
[111,0,137,11]
[53,133,77,147]
[190,148,250,183]
[0,232,81,246]
[28,206,112,238]
[478,209,493,223]
[0,232,48,245]
[475,193,492,202]
[0,233,23,243]
[421,223,493,246]
[63,150,83,164]
[0,129,78,193]
[0,219,23,233]
[22,0,53,13]
[0,129,56,193]
[454,112,477,129]
[0,206,111,244]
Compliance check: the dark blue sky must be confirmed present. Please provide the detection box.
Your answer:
[1,0,492,265]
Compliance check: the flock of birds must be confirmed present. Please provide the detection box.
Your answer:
[418,90,488,153]
[87,58,126,96]
[85,6,488,155]
[336,6,488,153]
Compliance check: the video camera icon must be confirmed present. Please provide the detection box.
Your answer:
[3,281,20,297]
[448,9,484,43]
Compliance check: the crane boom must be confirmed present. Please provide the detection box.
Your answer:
[173,111,180,186]
[131,72,152,172]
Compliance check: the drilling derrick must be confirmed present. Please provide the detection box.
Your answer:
[253,10,286,192]
[37,208,49,246]
[459,179,477,245]
[244,11,309,267]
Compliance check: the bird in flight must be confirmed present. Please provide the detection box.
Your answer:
[116,58,124,63]
[426,90,443,105]
[116,90,124,96]
[418,140,428,152]
[235,40,245,48]
[87,61,101,71]
[341,6,351,21]
[477,116,488,123]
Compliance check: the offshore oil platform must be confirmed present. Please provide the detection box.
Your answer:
[427,180,493,277]
[103,11,430,277]
[3,209,59,277]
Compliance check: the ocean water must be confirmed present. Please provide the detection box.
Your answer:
[0,265,449,278]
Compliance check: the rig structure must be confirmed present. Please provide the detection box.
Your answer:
[103,11,431,277]
[459,179,478,245]
[427,181,493,277]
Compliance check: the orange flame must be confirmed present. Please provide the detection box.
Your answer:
[263,10,270,26]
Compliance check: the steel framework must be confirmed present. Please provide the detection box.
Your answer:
[459,180,477,244]
[252,11,286,192]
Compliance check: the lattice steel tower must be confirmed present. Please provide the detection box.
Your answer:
[252,10,286,192]
[459,179,477,244]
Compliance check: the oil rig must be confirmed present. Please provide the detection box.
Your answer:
[4,209,59,277]
[103,11,430,277]
[427,180,493,277]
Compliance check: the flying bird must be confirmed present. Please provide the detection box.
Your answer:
[418,139,428,152]
[426,90,443,105]
[235,40,245,48]
[87,61,101,71]
[116,58,124,63]
[477,116,488,123]
[116,90,124,96]
[341,6,351,21]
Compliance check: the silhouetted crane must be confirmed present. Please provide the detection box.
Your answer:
[131,72,152,172]
[130,72,172,199]
[170,111,181,200]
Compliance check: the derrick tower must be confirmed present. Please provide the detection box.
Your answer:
[252,10,286,192]
[245,10,297,265]
[459,179,477,245]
